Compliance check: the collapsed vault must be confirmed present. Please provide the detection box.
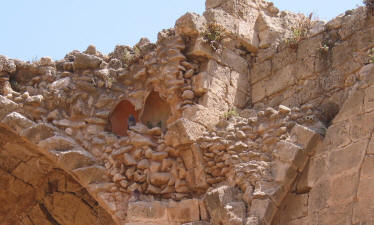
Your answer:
[0,0,373,225]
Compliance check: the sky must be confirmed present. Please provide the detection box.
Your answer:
[0,0,362,61]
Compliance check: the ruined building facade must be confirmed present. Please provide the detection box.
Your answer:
[0,0,374,224]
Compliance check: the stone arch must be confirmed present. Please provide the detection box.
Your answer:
[0,124,117,225]
[109,100,139,136]
[0,102,128,224]
[140,91,171,132]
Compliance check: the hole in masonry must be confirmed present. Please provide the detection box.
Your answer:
[109,100,139,136]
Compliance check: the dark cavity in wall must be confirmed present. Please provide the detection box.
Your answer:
[109,100,139,136]
[319,102,340,127]
[141,91,171,133]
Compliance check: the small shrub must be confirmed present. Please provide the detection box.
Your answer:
[223,108,238,120]
[202,23,227,51]
[284,13,313,49]
[369,47,374,64]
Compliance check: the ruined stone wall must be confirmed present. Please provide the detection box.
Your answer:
[0,0,374,225]
[0,125,116,225]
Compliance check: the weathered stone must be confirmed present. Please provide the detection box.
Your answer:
[150,172,171,186]
[0,96,18,119]
[73,165,109,186]
[175,12,207,36]
[49,77,71,90]
[129,132,156,147]
[73,52,102,70]
[167,199,200,223]
[127,201,168,222]
[1,112,34,134]
[124,153,137,166]
[182,90,195,100]
[56,149,96,170]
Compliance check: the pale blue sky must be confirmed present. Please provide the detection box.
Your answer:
[0,0,361,61]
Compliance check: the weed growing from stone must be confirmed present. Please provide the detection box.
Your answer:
[223,108,238,120]
[284,13,313,49]
[202,23,227,51]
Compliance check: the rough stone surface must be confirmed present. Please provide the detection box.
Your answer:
[0,1,373,225]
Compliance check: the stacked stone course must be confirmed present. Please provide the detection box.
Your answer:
[0,0,374,224]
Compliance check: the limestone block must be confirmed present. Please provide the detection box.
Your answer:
[187,37,215,59]
[165,118,206,147]
[129,132,156,147]
[360,156,374,178]
[257,13,284,49]
[265,65,295,97]
[204,186,245,225]
[0,55,16,73]
[56,148,96,170]
[328,139,367,175]
[296,155,327,193]
[349,111,374,142]
[127,201,168,222]
[73,165,109,186]
[252,80,266,103]
[271,160,298,187]
[221,49,248,75]
[167,199,200,223]
[309,20,326,37]
[43,192,105,225]
[183,104,220,130]
[124,153,137,166]
[249,198,277,225]
[365,85,374,112]
[21,123,57,144]
[330,171,359,205]
[12,160,46,186]
[151,152,168,161]
[175,12,207,36]
[251,60,272,84]
[333,89,365,123]
[359,64,374,88]
[0,95,18,119]
[204,9,259,52]
[353,168,374,223]
[1,112,34,135]
[182,90,195,100]
[73,52,102,70]
[38,135,76,152]
[206,0,225,9]
[289,124,320,154]
[150,172,171,186]
[324,120,351,150]
[253,181,287,207]
[49,77,71,90]
[279,193,308,223]
[138,159,150,169]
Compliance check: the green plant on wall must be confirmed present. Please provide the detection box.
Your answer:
[202,23,227,51]
[223,108,238,120]
[284,13,313,49]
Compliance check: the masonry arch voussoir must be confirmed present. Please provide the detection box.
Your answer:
[0,111,126,225]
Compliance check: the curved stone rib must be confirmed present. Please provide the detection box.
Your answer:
[0,114,128,225]
[248,124,322,225]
